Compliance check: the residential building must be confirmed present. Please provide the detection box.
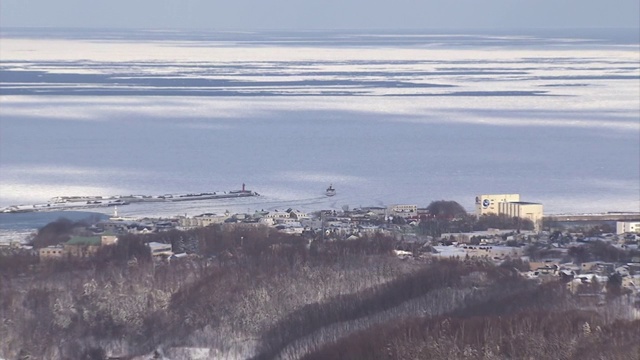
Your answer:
[390,204,417,218]
[101,235,118,245]
[148,242,173,257]
[275,217,299,225]
[179,213,229,228]
[462,245,524,260]
[64,236,102,257]
[362,206,387,217]
[265,210,290,219]
[39,245,64,259]
[440,229,528,244]
[432,244,524,261]
[259,217,275,226]
[288,210,309,220]
[37,235,118,260]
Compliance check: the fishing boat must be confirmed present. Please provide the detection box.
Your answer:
[325,184,336,197]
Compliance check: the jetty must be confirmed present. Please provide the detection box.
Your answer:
[1,184,259,214]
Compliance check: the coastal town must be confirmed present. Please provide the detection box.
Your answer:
[3,192,640,302]
[2,189,640,358]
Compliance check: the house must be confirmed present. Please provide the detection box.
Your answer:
[277,224,305,235]
[528,260,560,272]
[581,261,602,272]
[362,206,387,217]
[148,242,173,257]
[288,210,309,220]
[0,240,23,248]
[358,225,383,235]
[265,210,290,219]
[259,217,275,226]
[170,253,189,261]
[462,245,524,260]
[275,217,299,225]
[622,276,640,294]
[431,245,467,259]
[101,235,118,245]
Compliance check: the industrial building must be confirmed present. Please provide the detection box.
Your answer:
[498,201,544,232]
[617,221,640,235]
[475,194,521,216]
[475,194,543,232]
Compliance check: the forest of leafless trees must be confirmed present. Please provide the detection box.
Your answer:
[1,221,638,359]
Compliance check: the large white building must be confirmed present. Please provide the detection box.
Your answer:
[476,194,543,232]
[475,194,521,215]
[389,204,418,218]
[617,221,640,235]
[498,202,544,232]
[179,213,229,228]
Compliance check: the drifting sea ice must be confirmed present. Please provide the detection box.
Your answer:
[0,29,638,221]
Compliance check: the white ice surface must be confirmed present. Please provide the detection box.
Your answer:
[0,31,638,235]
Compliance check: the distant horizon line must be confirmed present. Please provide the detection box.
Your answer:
[1,26,638,33]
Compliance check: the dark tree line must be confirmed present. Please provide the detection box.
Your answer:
[0,221,401,359]
[30,217,93,248]
[252,259,497,360]
[301,309,640,360]
[425,200,468,219]
[300,278,639,360]
[473,213,534,232]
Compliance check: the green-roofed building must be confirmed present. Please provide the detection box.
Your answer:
[66,236,102,246]
[64,236,102,257]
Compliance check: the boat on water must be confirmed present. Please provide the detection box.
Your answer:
[325,184,336,197]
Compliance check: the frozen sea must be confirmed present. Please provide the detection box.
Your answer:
[1,28,639,239]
